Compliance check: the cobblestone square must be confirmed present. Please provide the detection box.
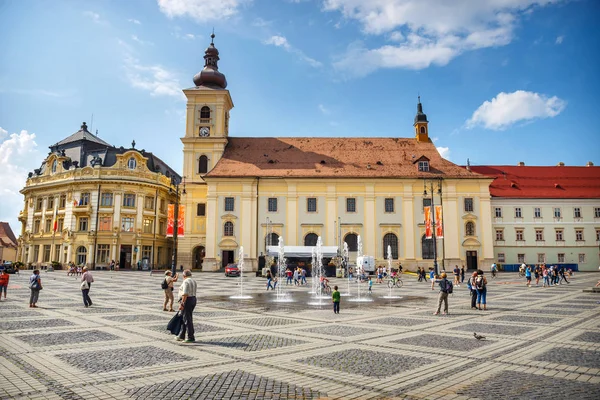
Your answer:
[0,271,598,399]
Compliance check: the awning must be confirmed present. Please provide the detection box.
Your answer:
[267,246,338,258]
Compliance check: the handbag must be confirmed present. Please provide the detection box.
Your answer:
[80,280,90,290]
[167,311,183,335]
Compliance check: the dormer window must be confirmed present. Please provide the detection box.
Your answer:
[128,157,137,170]
[51,159,57,174]
[418,160,429,172]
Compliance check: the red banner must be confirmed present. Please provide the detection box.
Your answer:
[424,206,432,239]
[435,205,444,238]
[166,204,185,237]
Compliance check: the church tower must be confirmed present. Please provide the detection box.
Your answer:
[179,33,234,270]
[414,96,430,142]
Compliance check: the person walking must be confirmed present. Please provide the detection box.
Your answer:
[81,267,94,307]
[559,266,570,284]
[475,270,487,310]
[525,265,532,287]
[417,267,423,282]
[332,285,340,314]
[453,265,460,286]
[0,269,10,300]
[467,271,478,309]
[368,276,373,294]
[286,268,293,285]
[433,272,451,315]
[460,265,465,284]
[266,270,274,290]
[177,269,198,343]
[29,269,42,308]
[293,268,299,286]
[163,270,179,311]
[542,266,550,287]
[301,268,307,285]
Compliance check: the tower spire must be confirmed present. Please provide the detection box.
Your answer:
[414,97,430,142]
[193,31,227,88]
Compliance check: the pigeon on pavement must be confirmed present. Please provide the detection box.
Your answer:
[473,332,486,340]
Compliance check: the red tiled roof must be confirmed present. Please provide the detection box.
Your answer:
[468,166,600,198]
[207,137,484,179]
[0,222,18,248]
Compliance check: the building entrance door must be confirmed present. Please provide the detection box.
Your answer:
[466,251,478,270]
[222,250,234,269]
[194,246,205,270]
[120,245,132,269]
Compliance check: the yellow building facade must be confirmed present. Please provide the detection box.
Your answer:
[178,36,495,272]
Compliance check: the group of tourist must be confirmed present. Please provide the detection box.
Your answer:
[521,263,571,287]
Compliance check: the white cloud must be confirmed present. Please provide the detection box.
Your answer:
[555,35,564,44]
[83,11,107,25]
[252,17,272,27]
[436,146,450,160]
[324,0,563,77]
[128,18,142,25]
[466,90,566,130]
[264,35,322,67]
[131,35,154,46]
[318,104,330,114]
[0,127,7,140]
[157,0,247,22]
[123,54,185,100]
[0,129,40,232]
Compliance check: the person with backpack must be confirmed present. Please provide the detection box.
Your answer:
[433,272,452,315]
[475,270,487,311]
[162,270,179,311]
[467,271,478,309]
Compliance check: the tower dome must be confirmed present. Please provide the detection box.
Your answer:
[193,33,227,89]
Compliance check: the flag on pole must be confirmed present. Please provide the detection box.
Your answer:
[52,206,58,232]
[435,205,444,238]
[166,204,185,237]
[424,206,432,239]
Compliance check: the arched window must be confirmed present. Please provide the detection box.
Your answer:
[223,221,234,237]
[198,155,208,174]
[76,246,87,266]
[200,106,211,119]
[466,221,475,236]
[383,233,399,259]
[51,159,57,174]
[128,157,136,170]
[304,233,318,246]
[344,233,358,251]
[422,235,434,259]
[420,126,426,134]
[265,232,280,249]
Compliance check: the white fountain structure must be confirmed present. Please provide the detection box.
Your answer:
[308,236,329,306]
[274,237,293,302]
[229,246,252,299]
[382,244,402,300]
[342,242,351,296]
[349,234,373,302]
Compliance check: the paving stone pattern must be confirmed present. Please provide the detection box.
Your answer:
[450,322,536,336]
[57,346,193,373]
[145,322,230,335]
[367,317,429,327]
[394,333,495,352]
[573,331,600,343]
[232,317,301,327]
[458,371,600,399]
[299,348,434,377]
[71,307,126,313]
[528,308,583,315]
[127,370,325,400]
[102,314,170,323]
[0,318,75,331]
[202,334,308,352]
[15,330,120,347]
[300,325,378,337]
[533,348,600,369]
[491,315,561,324]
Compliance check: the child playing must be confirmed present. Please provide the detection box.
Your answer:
[0,269,9,300]
[368,277,373,294]
[332,285,340,314]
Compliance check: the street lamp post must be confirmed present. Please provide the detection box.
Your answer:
[423,178,443,275]
[170,177,186,276]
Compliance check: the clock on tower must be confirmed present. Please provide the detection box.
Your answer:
[199,126,210,137]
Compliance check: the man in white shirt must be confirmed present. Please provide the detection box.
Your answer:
[177,269,198,343]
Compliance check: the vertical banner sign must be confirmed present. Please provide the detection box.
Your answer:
[424,206,432,239]
[435,205,444,238]
[167,204,185,237]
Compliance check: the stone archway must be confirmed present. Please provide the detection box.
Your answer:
[193,246,205,270]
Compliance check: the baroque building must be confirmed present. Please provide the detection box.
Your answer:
[18,123,179,268]
[177,35,496,272]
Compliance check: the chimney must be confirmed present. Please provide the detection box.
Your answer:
[517,161,525,166]
[557,162,565,167]
[587,161,594,167]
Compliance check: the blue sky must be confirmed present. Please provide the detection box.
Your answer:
[1,0,599,231]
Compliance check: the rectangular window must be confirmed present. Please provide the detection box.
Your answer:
[160,198,166,213]
[534,207,541,218]
[159,221,165,235]
[384,198,394,213]
[555,229,564,241]
[144,196,155,210]
[575,229,584,241]
[55,244,61,262]
[96,244,110,264]
[78,217,88,231]
[423,198,432,210]
[268,198,278,212]
[99,216,112,231]
[57,218,64,232]
[307,197,317,212]
[123,194,136,208]
[35,198,43,211]
[143,218,154,234]
[535,229,544,241]
[121,217,135,232]
[574,207,581,218]
[224,197,235,212]
[515,207,522,218]
[538,253,546,263]
[346,198,356,213]
[464,198,474,212]
[99,193,112,207]
[495,207,502,218]
[418,161,429,171]
[47,196,54,210]
[497,253,505,263]
[45,219,52,233]
[43,245,51,262]
[197,203,206,216]
[596,229,600,241]
[59,194,66,209]
[517,254,525,263]
[579,253,586,263]
[142,245,152,260]
[558,253,565,263]
[595,207,600,218]
[516,229,524,241]
[80,192,90,206]
[554,207,561,218]
[33,219,41,233]
[495,230,504,241]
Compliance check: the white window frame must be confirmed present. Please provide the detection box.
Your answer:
[497,253,505,263]
[575,229,584,241]
[535,229,544,241]
[224,197,235,212]
[384,198,394,213]
[534,207,541,218]
[574,207,581,218]
[557,253,565,263]
[418,161,429,171]
[514,207,522,218]
[307,197,317,213]
[515,229,524,241]
[495,207,502,218]
[517,254,525,263]
[346,198,356,213]
[268,198,278,213]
